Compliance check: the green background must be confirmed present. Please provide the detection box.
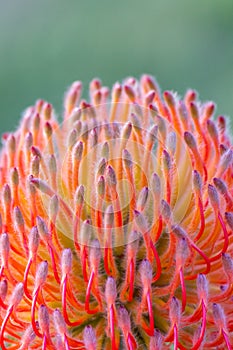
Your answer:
[0,0,233,134]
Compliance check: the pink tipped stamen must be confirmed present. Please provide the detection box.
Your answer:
[127,337,134,350]
[21,229,29,259]
[64,333,71,350]
[209,212,229,263]
[85,270,100,314]
[191,301,206,350]
[31,288,43,338]
[110,304,117,350]
[64,334,70,350]
[127,333,137,350]
[173,324,178,350]
[81,246,88,283]
[104,247,111,276]
[48,244,60,284]
[154,215,163,243]
[125,169,136,222]
[62,275,82,327]
[95,205,103,235]
[23,258,33,300]
[49,219,63,252]
[163,231,176,270]
[114,196,123,229]
[42,334,47,350]
[146,291,154,336]
[120,257,135,302]
[104,246,116,277]
[194,197,205,242]
[85,269,95,313]
[166,177,171,205]
[150,239,162,282]
[179,267,186,312]
[202,134,209,163]
[203,164,208,182]
[218,211,229,254]
[30,196,37,226]
[129,258,135,301]
[222,329,232,350]
[0,305,14,350]
[73,207,82,251]
[190,145,208,183]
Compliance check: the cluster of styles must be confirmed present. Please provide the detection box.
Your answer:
[0,75,233,349]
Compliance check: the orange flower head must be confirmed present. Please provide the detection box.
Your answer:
[0,76,233,349]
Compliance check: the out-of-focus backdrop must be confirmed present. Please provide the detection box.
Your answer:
[0,0,232,134]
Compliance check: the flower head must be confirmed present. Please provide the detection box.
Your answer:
[0,76,233,349]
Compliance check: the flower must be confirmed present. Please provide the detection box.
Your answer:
[0,75,232,349]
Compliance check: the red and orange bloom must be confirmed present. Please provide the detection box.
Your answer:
[0,75,233,349]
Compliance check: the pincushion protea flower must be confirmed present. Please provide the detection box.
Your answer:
[0,75,233,350]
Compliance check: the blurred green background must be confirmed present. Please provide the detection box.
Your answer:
[0,0,233,134]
